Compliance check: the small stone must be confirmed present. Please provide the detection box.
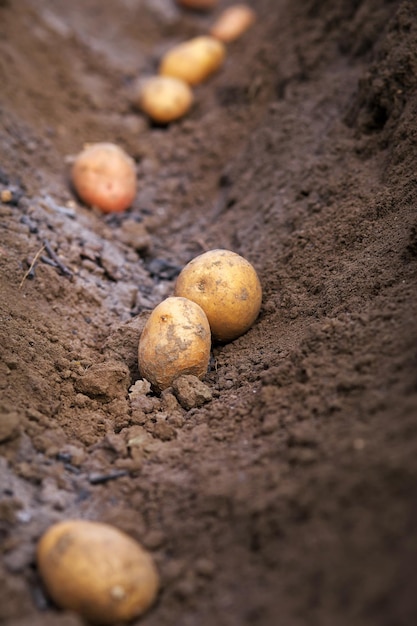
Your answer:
[1,186,22,205]
[172,375,212,410]
[1,189,12,203]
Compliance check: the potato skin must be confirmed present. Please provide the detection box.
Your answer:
[136,76,194,124]
[210,5,256,42]
[174,249,262,342]
[138,296,211,392]
[159,36,225,86]
[37,520,159,625]
[71,142,136,213]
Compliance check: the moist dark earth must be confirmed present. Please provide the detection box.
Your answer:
[1,1,417,625]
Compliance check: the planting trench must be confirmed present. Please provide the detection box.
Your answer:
[1,1,417,625]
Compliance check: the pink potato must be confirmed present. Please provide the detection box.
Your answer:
[210,5,256,43]
[71,142,137,213]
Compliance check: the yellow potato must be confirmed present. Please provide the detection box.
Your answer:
[174,249,262,342]
[159,36,226,86]
[177,0,219,10]
[210,5,256,42]
[71,142,136,213]
[37,519,159,625]
[138,296,211,392]
[136,76,194,124]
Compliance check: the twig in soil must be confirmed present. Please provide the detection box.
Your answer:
[40,255,58,268]
[190,238,209,252]
[41,194,76,218]
[19,244,45,289]
[88,470,129,485]
[42,239,73,279]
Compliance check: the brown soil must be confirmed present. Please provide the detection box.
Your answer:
[1,1,417,625]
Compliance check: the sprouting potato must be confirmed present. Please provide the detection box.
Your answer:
[159,36,226,86]
[138,296,211,392]
[37,519,159,625]
[177,0,219,10]
[174,249,262,342]
[71,142,136,213]
[210,5,256,42]
[135,76,194,124]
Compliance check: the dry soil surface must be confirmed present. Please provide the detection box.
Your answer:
[1,1,417,625]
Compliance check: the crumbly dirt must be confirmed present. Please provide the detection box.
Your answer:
[1,1,417,625]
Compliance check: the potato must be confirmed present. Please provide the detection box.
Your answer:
[71,142,136,213]
[138,296,211,392]
[177,0,219,9]
[174,249,262,342]
[159,36,226,86]
[136,76,194,124]
[210,5,256,42]
[37,519,159,625]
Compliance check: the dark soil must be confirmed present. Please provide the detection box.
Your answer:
[1,1,417,625]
